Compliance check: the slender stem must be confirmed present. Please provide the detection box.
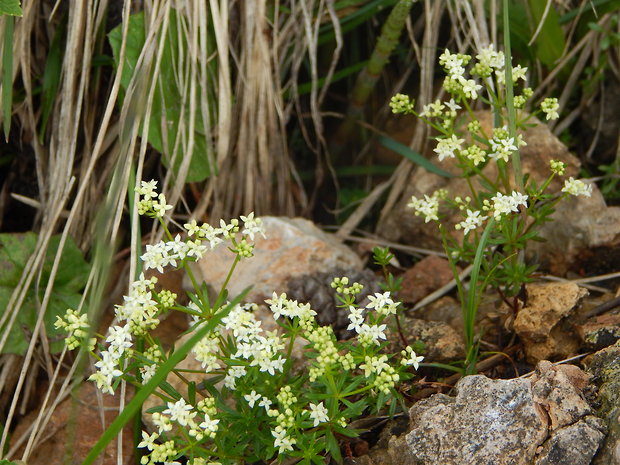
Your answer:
[503,0,522,191]
[464,218,496,373]
[216,254,241,306]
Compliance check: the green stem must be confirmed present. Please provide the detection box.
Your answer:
[215,254,241,307]
[503,0,523,191]
[464,218,496,374]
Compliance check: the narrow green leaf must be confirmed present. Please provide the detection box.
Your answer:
[2,15,14,140]
[378,135,454,178]
[81,290,249,465]
[296,60,368,96]
[39,15,66,141]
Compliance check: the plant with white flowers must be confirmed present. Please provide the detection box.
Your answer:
[390,45,593,374]
[57,181,423,465]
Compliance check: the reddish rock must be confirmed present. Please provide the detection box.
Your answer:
[399,255,454,304]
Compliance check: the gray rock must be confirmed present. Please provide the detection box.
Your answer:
[192,216,363,303]
[534,416,606,465]
[586,341,620,464]
[405,376,547,465]
[401,361,604,465]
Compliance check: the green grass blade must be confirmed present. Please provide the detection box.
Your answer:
[464,218,495,374]
[378,135,454,178]
[296,60,368,96]
[2,15,14,141]
[81,289,249,465]
[39,16,65,142]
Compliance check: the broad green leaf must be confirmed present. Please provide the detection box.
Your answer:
[0,233,90,355]
[0,0,21,16]
[108,10,213,182]
[527,0,565,67]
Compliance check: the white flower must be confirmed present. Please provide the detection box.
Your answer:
[401,346,424,369]
[272,427,296,453]
[445,98,461,113]
[459,78,482,99]
[259,396,273,412]
[366,292,392,309]
[94,351,123,379]
[199,414,220,434]
[489,191,528,220]
[408,194,440,223]
[308,402,329,427]
[184,219,201,236]
[541,97,560,120]
[357,323,387,346]
[512,64,528,82]
[456,209,485,235]
[163,398,196,426]
[152,193,173,218]
[136,180,158,199]
[240,212,266,240]
[105,325,133,358]
[244,390,261,408]
[476,44,504,70]
[140,363,157,382]
[489,137,518,163]
[433,134,464,161]
[562,177,592,197]
[359,354,390,377]
[347,306,365,331]
[138,431,159,450]
[223,365,247,390]
[439,49,465,79]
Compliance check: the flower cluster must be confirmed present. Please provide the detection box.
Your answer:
[407,190,447,223]
[484,191,529,220]
[562,177,592,197]
[58,181,424,464]
[392,46,598,374]
[54,308,95,350]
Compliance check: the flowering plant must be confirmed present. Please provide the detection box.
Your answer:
[56,181,423,464]
[389,46,592,373]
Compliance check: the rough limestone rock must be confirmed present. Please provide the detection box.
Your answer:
[514,282,588,364]
[397,318,465,362]
[534,416,607,465]
[193,216,363,303]
[586,340,620,464]
[400,361,605,465]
